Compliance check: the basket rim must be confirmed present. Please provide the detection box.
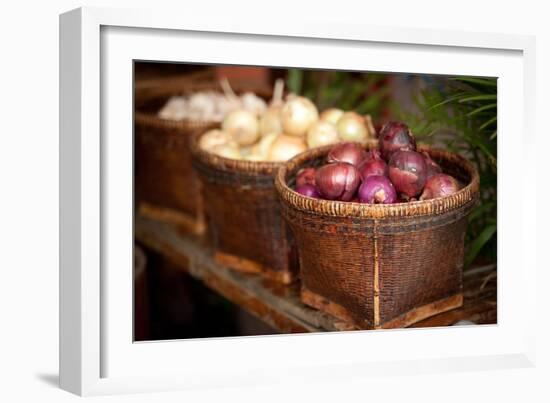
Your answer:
[135,110,220,131]
[189,129,284,175]
[275,143,480,219]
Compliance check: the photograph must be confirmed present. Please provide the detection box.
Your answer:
[133,62,497,341]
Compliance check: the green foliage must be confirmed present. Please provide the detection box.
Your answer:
[286,70,497,266]
[286,69,390,118]
[400,76,497,266]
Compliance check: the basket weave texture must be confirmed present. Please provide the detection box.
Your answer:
[134,80,271,234]
[275,144,480,328]
[190,131,298,284]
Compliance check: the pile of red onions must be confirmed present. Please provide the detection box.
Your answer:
[293,122,462,204]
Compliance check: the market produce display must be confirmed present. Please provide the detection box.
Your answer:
[194,80,376,162]
[294,122,461,203]
[157,78,266,121]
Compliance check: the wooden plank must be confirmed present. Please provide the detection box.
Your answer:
[135,215,340,333]
[135,215,497,333]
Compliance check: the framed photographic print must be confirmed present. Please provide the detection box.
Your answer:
[59,6,537,396]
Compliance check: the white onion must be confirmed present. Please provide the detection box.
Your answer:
[239,145,254,158]
[306,121,340,148]
[199,129,234,151]
[320,108,344,126]
[259,106,283,137]
[221,109,260,146]
[280,96,319,137]
[337,112,369,143]
[209,142,241,159]
[267,134,307,162]
[251,132,278,160]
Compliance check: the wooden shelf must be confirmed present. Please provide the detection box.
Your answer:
[135,215,497,333]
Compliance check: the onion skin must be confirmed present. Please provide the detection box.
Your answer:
[209,142,241,160]
[327,142,367,167]
[320,108,344,125]
[295,184,321,199]
[388,150,428,198]
[379,121,416,160]
[267,134,307,162]
[259,106,283,137]
[336,112,369,143]
[358,175,397,204]
[222,109,260,146]
[357,149,388,179]
[423,152,443,179]
[296,167,316,187]
[199,129,233,151]
[420,174,460,200]
[281,96,319,137]
[251,132,278,160]
[315,162,361,201]
[306,121,340,148]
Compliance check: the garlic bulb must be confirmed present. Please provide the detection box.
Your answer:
[306,121,340,148]
[267,134,307,162]
[158,97,188,120]
[187,92,216,120]
[213,95,241,121]
[199,129,234,151]
[241,92,267,116]
[336,112,369,143]
[281,96,319,137]
[222,109,260,146]
[158,91,240,122]
[209,142,241,159]
[320,108,344,126]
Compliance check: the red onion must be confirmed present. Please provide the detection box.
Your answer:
[423,152,442,179]
[358,149,388,179]
[327,142,367,167]
[295,184,321,199]
[315,162,361,201]
[388,150,428,198]
[296,167,316,187]
[379,121,416,160]
[420,174,460,200]
[358,175,397,204]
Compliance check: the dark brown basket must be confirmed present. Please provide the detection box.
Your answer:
[189,131,298,285]
[134,245,149,341]
[134,81,271,235]
[275,144,480,329]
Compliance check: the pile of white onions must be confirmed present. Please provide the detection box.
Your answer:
[200,80,377,162]
[158,78,267,122]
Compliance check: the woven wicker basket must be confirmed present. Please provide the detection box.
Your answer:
[134,81,271,235]
[275,144,480,329]
[190,131,298,285]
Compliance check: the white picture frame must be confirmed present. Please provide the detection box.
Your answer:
[59,6,538,396]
